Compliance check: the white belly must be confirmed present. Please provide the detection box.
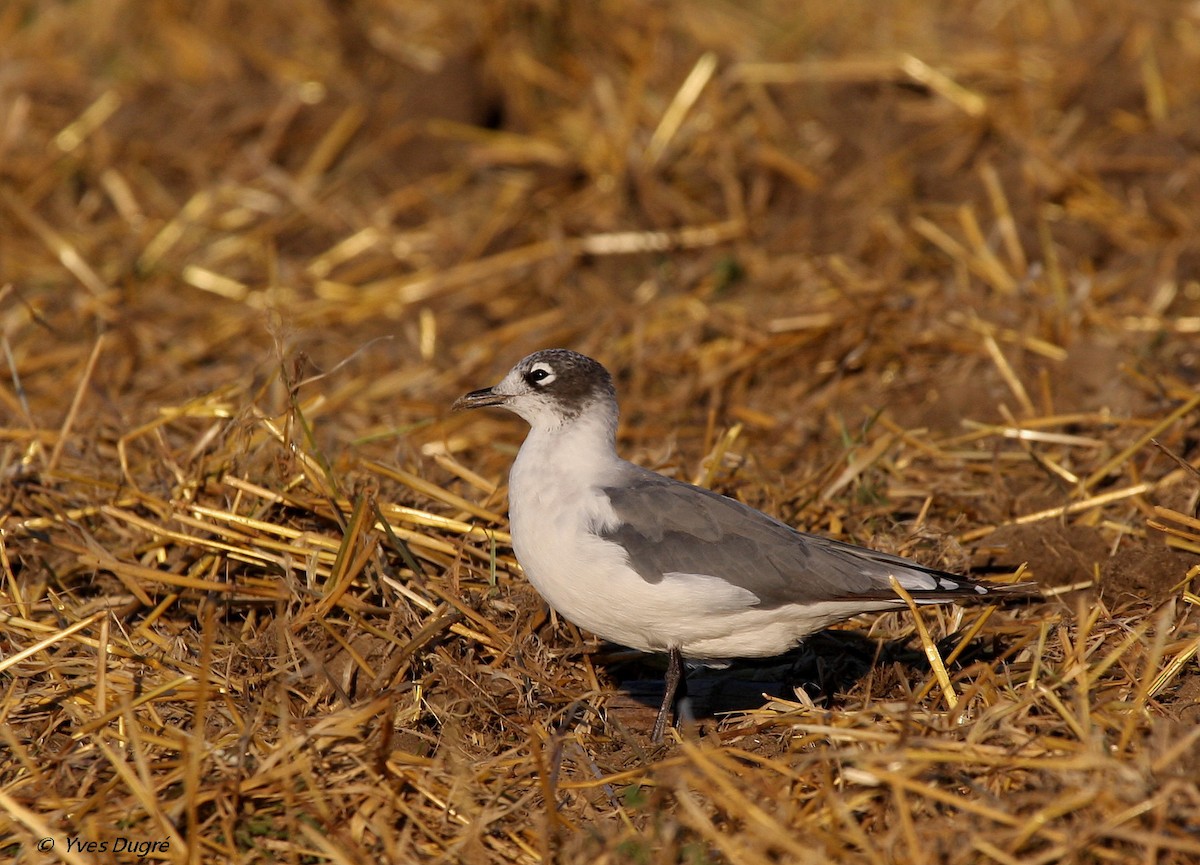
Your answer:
[508,453,883,659]
[505,429,900,660]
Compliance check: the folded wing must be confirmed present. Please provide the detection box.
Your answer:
[599,467,1032,609]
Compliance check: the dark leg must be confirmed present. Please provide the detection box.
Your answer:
[652,647,686,743]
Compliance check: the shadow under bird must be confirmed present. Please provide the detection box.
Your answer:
[454,349,1036,741]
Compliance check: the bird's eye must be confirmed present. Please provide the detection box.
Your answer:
[524,364,555,386]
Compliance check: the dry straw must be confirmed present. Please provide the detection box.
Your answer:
[2,1,1199,863]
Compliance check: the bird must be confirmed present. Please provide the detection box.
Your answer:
[454,348,1035,741]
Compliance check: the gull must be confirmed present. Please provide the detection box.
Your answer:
[454,349,1034,741]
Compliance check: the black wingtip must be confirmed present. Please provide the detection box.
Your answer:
[909,577,1041,604]
[832,577,1040,605]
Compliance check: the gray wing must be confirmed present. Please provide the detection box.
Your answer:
[599,467,1020,608]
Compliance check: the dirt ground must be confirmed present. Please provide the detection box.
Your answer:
[2,1,1200,863]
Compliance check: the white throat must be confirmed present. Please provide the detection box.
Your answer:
[510,403,621,492]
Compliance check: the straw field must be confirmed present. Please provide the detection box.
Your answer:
[2,1,1199,862]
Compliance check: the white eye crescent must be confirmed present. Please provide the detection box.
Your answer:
[524,363,556,386]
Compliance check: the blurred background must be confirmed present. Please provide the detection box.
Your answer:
[4,1,1196,473]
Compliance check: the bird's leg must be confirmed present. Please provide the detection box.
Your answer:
[652,647,686,743]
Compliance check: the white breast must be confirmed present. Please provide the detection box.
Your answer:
[507,422,648,645]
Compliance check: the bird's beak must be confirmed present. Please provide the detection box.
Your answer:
[453,387,508,411]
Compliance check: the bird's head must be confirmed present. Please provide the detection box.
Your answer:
[453,349,617,433]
